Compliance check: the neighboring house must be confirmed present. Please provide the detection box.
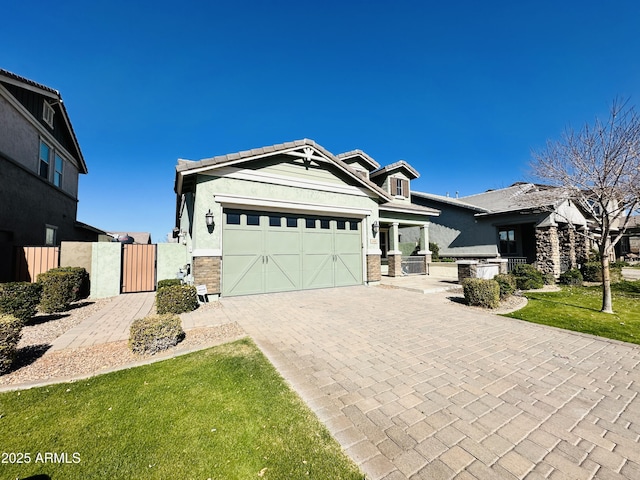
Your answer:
[616,216,640,259]
[174,139,439,297]
[408,183,590,276]
[0,68,101,281]
[106,232,153,244]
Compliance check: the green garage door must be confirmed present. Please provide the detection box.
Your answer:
[222,210,363,296]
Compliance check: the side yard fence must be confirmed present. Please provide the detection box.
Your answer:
[10,242,188,299]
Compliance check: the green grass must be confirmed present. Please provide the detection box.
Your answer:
[0,339,363,480]
[503,281,640,344]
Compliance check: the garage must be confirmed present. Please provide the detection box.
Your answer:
[222,209,363,296]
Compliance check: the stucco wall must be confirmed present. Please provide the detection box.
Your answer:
[0,92,80,198]
[60,241,93,273]
[157,243,188,282]
[185,166,380,257]
[0,93,38,172]
[90,242,121,298]
[402,202,498,258]
[0,155,81,247]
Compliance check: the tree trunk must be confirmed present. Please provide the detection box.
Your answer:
[600,244,614,314]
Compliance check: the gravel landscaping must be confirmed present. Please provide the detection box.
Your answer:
[1,300,246,387]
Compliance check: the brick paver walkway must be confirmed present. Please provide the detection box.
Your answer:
[219,286,640,480]
[50,292,155,351]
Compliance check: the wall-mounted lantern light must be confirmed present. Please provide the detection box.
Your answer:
[372,220,379,236]
[205,209,214,227]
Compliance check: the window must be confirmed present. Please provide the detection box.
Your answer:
[394,177,409,197]
[499,228,517,255]
[286,217,297,228]
[336,220,346,230]
[39,141,51,179]
[320,219,330,229]
[42,101,54,128]
[269,216,281,227]
[246,214,260,226]
[54,154,63,187]
[349,221,359,231]
[226,213,241,225]
[45,225,57,246]
[305,218,316,229]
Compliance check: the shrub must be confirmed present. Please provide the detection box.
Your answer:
[37,269,79,313]
[0,314,23,374]
[429,242,440,262]
[157,278,182,290]
[53,266,90,301]
[581,262,623,283]
[129,313,185,355]
[511,264,544,290]
[559,269,583,286]
[462,278,500,309]
[0,282,42,321]
[494,274,516,300]
[156,284,198,314]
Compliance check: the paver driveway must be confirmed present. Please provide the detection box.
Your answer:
[222,285,640,479]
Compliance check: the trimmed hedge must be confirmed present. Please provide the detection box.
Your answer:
[559,268,583,286]
[129,314,185,355]
[37,269,79,313]
[157,279,182,290]
[156,284,199,314]
[0,314,23,375]
[511,264,544,290]
[462,278,500,309]
[494,274,516,300]
[53,266,90,301]
[0,282,42,321]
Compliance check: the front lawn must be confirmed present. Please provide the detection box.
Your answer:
[503,281,640,344]
[0,338,363,479]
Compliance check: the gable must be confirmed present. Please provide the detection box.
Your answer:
[0,69,86,172]
[176,139,391,201]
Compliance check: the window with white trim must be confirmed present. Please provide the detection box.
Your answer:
[54,154,63,187]
[42,100,54,128]
[394,177,409,197]
[39,140,51,179]
[45,225,57,246]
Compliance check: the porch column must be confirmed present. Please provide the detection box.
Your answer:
[388,222,403,277]
[417,222,432,263]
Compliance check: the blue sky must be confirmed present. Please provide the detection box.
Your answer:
[4,1,640,242]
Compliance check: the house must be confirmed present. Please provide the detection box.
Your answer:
[106,232,153,244]
[616,216,640,260]
[408,183,591,277]
[0,68,100,281]
[174,139,439,297]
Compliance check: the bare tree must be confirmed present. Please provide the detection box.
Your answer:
[531,99,640,313]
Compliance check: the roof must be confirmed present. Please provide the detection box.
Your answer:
[370,160,420,180]
[335,149,380,171]
[380,201,440,217]
[411,191,488,213]
[176,138,393,202]
[107,231,152,244]
[0,68,87,174]
[462,183,572,215]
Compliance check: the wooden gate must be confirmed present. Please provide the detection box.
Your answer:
[121,244,157,293]
[13,246,60,282]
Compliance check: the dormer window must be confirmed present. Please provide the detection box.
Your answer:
[42,100,54,128]
[395,177,409,197]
